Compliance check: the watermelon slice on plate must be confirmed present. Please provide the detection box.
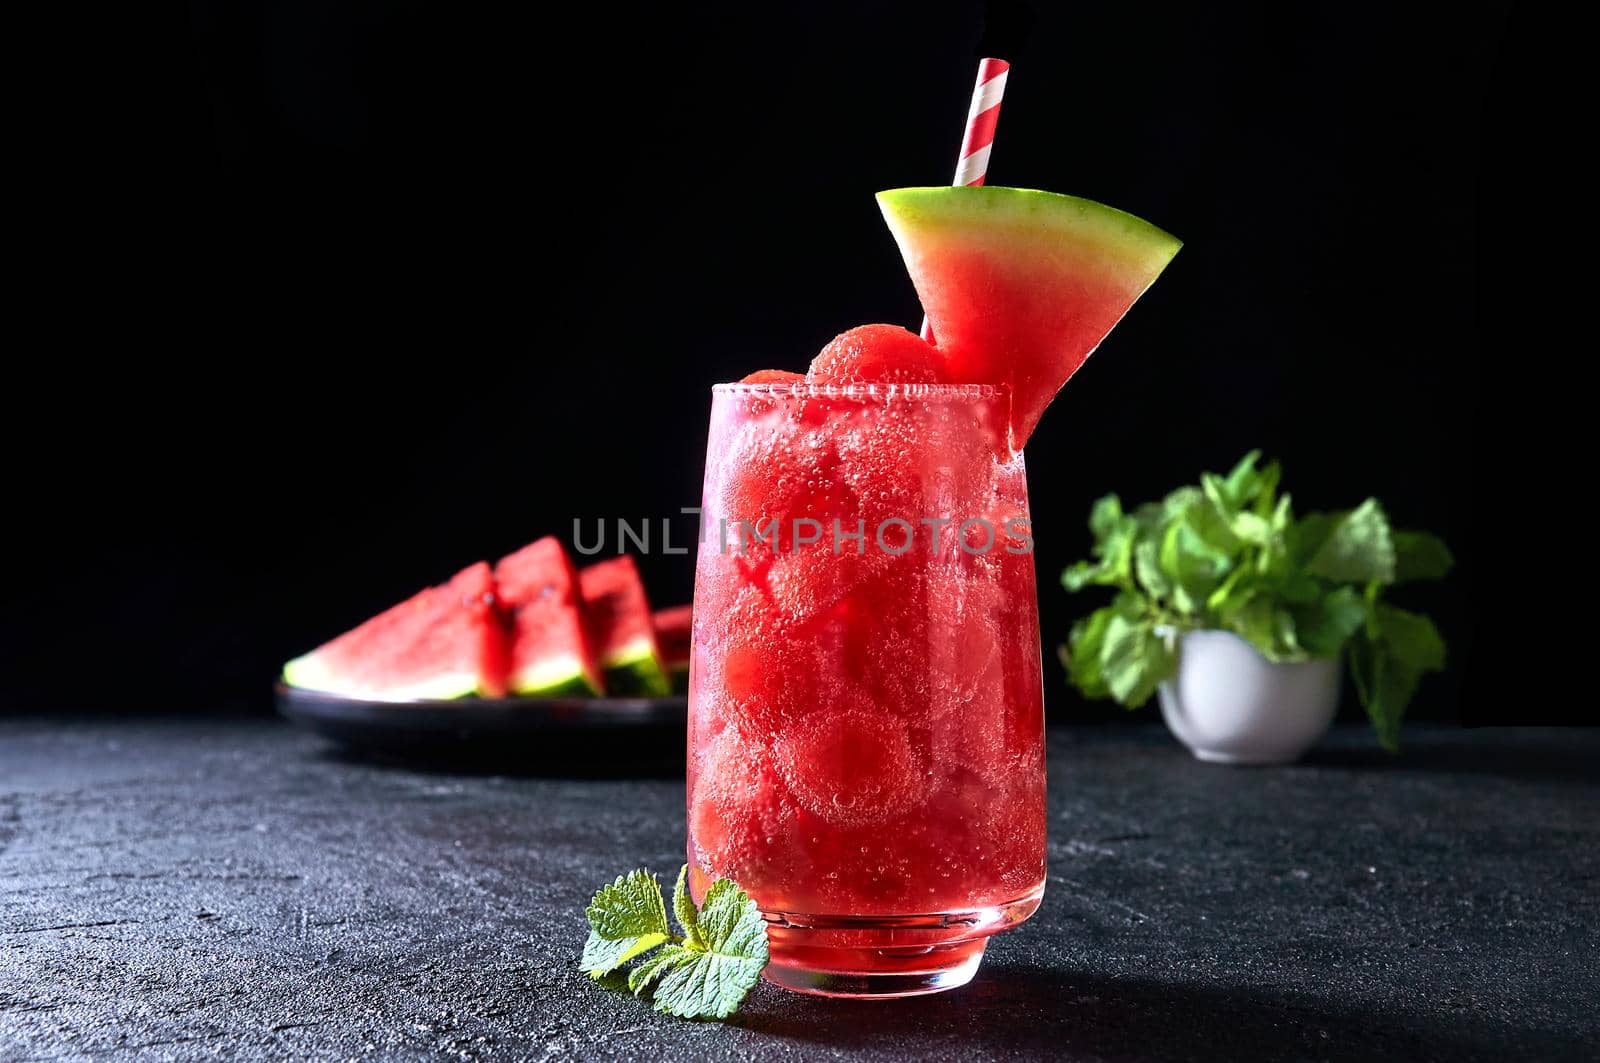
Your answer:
[876,186,1181,447]
[653,604,693,695]
[282,562,508,701]
[580,556,672,697]
[495,536,605,696]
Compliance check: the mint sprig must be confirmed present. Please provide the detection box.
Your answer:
[581,865,768,1020]
[1060,451,1452,750]
[580,869,672,976]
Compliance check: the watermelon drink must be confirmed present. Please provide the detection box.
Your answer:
[689,186,1181,998]
[689,368,1047,997]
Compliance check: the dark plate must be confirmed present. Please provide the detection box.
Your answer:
[276,684,687,772]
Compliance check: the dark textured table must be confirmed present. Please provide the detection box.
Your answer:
[2,719,1596,1061]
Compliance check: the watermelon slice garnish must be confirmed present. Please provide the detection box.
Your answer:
[876,186,1181,447]
[495,536,605,697]
[282,562,508,701]
[653,604,693,695]
[579,556,672,697]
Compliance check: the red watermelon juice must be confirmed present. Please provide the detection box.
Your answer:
[688,186,1179,998]
[687,380,1046,998]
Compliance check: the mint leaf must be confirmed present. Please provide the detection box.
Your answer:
[1292,586,1366,657]
[1201,472,1241,523]
[584,932,670,980]
[1063,497,1139,593]
[1393,530,1453,582]
[1186,504,1243,556]
[672,864,705,950]
[1134,536,1173,603]
[1223,596,1301,661]
[1374,604,1446,672]
[1252,461,1283,519]
[1222,450,1263,506]
[1061,559,1110,592]
[1063,509,1137,592]
[1229,510,1272,546]
[582,866,768,1021]
[1267,491,1293,535]
[1307,499,1396,584]
[1160,522,1230,613]
[1159,486,1204,521]
[1275,568,1326,606]
[1204,565,1246,613]
[1349,632,1421,753]
[645,878,769,1020]
[1099,615,1176,707]
[1290,511,1339,568]
[581,869,671,979]
[1062,605,1117,699]
[1274,609,1302,658]
[1348,605,1446,751]
[627,942,696,994]
[1089,493,1125,540]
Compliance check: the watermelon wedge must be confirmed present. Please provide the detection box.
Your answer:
[494,537,605,696]
[282,562,508,700]
[876,186,1181,446]
[653,604,693,696]
[580,556,672,697]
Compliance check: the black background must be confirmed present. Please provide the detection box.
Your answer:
[5,2,1513,726]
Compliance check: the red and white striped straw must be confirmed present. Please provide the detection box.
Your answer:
[953,57,1010,187]
[923,57,1010,343]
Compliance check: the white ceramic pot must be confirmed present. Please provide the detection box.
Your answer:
[1157,629,1340,765]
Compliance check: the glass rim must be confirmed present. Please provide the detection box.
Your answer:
[712,381,1006,400]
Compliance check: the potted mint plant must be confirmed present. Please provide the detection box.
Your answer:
[1059,452,1452,763]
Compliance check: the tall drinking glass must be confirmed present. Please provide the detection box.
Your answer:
[687,381,1046,997]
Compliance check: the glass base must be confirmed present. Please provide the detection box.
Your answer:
[759,887,1043,999]
[763,936,987,998]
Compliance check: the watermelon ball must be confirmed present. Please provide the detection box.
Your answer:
[807,324,951,386]
[915,764,1048,902]
[740,369,806,384]
[715,632,820,736]
[689,723,794,892]
[734,370,807,419]
[692,579,780,658]
[834,404,927,532]
[911,766,1037,903]
[993,768,1049,894]
[691,582,798,731]
[774,701,924,827]
[712,421,856,566]
[924,569,1005,719]
[765,542,895,630]
[831,576,932,720]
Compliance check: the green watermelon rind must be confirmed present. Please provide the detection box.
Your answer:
[876,185,1182,447]
[282,653,482,701]
[600,636,672,698]
[875,186,1182,273]
[508,652,603,698]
